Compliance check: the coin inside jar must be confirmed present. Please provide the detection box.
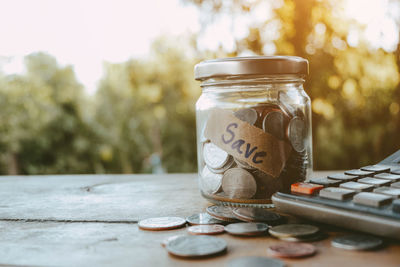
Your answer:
[188,224,225,235]
[207,156,235,174]
[262,110,287,140]
[221,168,257,199]
[203,142,231,169]
[200,166,223,194]
[234,108,258,125]
[234,158,256,170]
[287,116,306,152]
[224,222,268,236]
[166,235,227,258]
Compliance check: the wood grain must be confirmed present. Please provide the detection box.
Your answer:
[0,172,398,266]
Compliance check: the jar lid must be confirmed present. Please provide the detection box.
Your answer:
[194,56,308,80]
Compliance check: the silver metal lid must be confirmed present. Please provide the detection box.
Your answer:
[194,56,308,80]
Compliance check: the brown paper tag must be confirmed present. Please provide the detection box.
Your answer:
[204,108,292,178]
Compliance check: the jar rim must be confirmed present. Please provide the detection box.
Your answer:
[194,56,308,81]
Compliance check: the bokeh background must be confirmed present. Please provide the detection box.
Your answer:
[0,0,399,175]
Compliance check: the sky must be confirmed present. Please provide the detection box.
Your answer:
[0,0,398,94]
[0,0,200,93]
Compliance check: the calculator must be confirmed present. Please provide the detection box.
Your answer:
[272,149,400,240]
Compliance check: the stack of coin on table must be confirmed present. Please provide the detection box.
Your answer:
[138,205,385,262]
[200,96,309,203]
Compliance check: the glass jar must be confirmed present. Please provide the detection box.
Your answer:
[194,56,312,208]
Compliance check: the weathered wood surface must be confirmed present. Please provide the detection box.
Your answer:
[0,173,399,267]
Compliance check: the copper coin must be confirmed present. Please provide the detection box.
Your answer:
[269,224,319,238]
[200,166,223,194]
[166,235,227,258]
[161,235,185,247]
[221,168,257,199]
[268,242,316,258]
[203,142,231,169]
[206,205,239,222]
[138,217,186,231]
[232,207,281,225]
[287,116,306,152]
[225,222,268,236]
[186,213,227,225]
[228,256,285,267]
[188,224,225,235]
[234,108,258,125]
[263,110,286,140]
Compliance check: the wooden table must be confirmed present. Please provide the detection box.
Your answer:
[0,172,399,266]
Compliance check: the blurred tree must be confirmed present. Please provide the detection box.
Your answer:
[0,53,100,174]
[94,37,200,173]
[187,0,400,169]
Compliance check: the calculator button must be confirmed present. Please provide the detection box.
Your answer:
[291,182,324,195]
[319,187,356,201]
[391,181,400,188]
[327,173,357,181]
[353,192,392,207]
[393,199,400,213]
[360,165,390,173]
[344,169,374,177]
[373,187,400,199]
[373,173,400,182]
[391,169,400,175]
[340,182,374,192]
[357,177,391,188]
[309,177,341,187]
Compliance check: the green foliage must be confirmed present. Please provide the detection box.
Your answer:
[187,0,400,170]
[0,0,399,174]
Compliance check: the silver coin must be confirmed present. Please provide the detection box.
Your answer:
[161,235,185,247]
[208,156,235,174]
[206,205,239,222]
[263,111,286,140]
[187,224,225,235]
[166,235,227,257]
[234,108,258,125]
[203,142,230,169]
[138,217,186,231]
[232,207,281,225]
[225,222,268,236]
[186,213,226,225]
[228,256,285,267]
[278,232,327,242]
[200,166,223,194]
[234,158,256,170]
[269,224,319,238]
[287,116,306,152]
[222,168,257,199]
[331,234,383,250]
[200,125,209,143]
[278,91,297,117]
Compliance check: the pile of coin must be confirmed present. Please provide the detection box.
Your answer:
[138,205,384,260]
[200,98,309,203]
